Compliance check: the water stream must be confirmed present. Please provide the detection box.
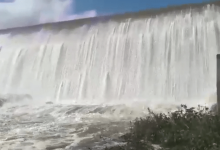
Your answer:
[0,4,219,150]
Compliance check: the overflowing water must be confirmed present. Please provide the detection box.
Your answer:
[0,4,219,150]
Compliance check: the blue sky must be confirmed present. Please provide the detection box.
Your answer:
[73,0,213,15]
[0,0,216,29]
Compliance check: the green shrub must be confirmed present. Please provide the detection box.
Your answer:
[105,105,220,150]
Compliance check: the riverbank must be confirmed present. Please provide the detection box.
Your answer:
[105,104,220,150]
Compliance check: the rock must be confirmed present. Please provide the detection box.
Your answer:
[5,136,19,141]
[46,101,53,105]
[0,94,32,106]
[0,98,6,107]
[0,102,2,107]
[210,103,218,114]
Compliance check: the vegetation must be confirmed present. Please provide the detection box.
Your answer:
[104,104,220,150]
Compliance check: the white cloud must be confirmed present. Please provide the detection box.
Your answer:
[60,10,97,21]
[0,0,97,29]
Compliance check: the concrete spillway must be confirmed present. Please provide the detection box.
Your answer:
[0,3,219,104]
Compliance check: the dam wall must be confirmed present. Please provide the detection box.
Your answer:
[0,2,220,104]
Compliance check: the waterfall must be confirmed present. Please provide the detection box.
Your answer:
[0,5,219,104]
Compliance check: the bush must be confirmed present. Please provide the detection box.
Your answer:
[105,105,220,150]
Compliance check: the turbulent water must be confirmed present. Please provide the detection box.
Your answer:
[0,4,219,150]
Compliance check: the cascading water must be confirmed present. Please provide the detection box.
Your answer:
[1,7,218,104]
[0,4,220,150]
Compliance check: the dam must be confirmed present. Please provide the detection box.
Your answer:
[0,2,219,105]
[1,2,220,150]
